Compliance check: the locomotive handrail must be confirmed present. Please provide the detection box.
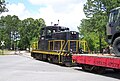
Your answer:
[31,41,38,50]
[48,40,90,53]
[31,40,90,53]
[48,40,65,51]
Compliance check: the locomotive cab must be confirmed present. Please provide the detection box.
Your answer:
[38,25,79,52]
[38,26,69,50]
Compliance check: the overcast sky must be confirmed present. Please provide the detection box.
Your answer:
[1,0,87,32]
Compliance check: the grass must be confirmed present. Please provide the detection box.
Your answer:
[0,49,14,55]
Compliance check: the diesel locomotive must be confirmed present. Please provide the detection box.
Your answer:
[31,24,88,66]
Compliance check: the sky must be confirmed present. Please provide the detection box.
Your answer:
[1,0,87,32]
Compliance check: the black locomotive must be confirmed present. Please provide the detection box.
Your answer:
[38,25,79,52]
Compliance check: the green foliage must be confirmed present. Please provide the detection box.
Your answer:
[0,15,46,50]
[84,0,120,17]
[78,0,120,51]
[19,18,45,50]
[0,0,8,14]
[0,15,21,48]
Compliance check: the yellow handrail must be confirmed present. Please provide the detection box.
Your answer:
[31,41,38,50]
[48,40,90,53]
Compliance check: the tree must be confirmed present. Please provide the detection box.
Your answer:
[0,15,21,49]
[83,0,120,18]
[0,0,8,14]
[0,14,46,50]
[101,0,120,15]
[78,0,117,51]
[18,18,45,50]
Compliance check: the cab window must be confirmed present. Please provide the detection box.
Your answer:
[41,29,45,36]
[109,10,119,23]
[47,29,52,35]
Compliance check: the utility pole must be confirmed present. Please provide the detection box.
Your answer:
[1,41,5,54]
[10,31,20,54]
[99,32,102,53]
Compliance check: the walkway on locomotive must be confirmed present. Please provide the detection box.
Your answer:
[32,40,89,54]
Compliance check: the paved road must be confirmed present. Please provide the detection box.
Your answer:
[0,54,120,81]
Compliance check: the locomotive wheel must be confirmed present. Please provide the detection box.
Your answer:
[113,37,120,56]
[35,54,39,60]
[47,56,52,62]
[92,67,105,74]
[64,62,72,67]
[113,69,120,73]
[39,54,43,60]
[81,65,93,71]
[35,54,42,60]
[82,65,89,71]
[82,65,105,74]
